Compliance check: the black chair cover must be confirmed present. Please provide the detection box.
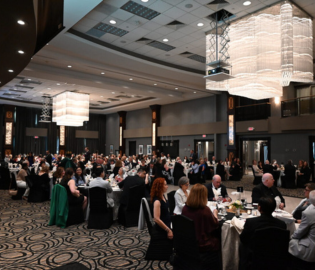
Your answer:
[0,167,11,189]
[167,190,176,215]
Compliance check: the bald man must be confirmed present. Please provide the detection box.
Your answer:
[205,175,230,201]
[252,173,285,209]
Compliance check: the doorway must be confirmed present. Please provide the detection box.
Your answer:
[194,140,214,160]
[160,140,179,159]
[129,141,136,156]
[240,138,270,175]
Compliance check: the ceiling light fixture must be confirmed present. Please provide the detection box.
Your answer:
[197,23,204,27]
[112,92,115,94]
[154,83,157,85]
[175,88,178,90]
[67,65,72,68]
[17,20,25,25]
[101,72,105,74]
[129,78,133,80]
[18,50,24,54]
[8,69,14,72]
[110,20,116,24]
[100,96,103,97]
[47,88,51,90]
[163,38,169,42]
[141,0,149,2]
[56,83,60,85]
[28,79,31,81]
[243,1,251,6]
[194,91,196,93]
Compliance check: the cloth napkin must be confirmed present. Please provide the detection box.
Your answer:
[212,187,221,199]
[230,217,245,234]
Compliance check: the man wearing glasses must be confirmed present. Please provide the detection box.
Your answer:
[251,173,285,209]
[292,183,315,223]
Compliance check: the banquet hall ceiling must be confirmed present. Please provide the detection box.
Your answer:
[1,0,314,114]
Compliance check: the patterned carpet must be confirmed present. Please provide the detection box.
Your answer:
[0,191,171,270]
[221,175,305,199]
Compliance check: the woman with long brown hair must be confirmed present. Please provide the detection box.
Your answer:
[150,177,173,240]
[182,184,220,269]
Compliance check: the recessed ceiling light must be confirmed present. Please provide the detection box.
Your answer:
[40,92,43,93]
[175,88,178,90]
[110,20,116,24]
[112,92,115,94]
[163,38,169,42]
[243,1,251,6]
[100,96,103,97]
[46,43,49,45]
[47,88,51,90]
[17,20,25,25]
[28,79,31,81]
[68,65,72,68]
[129,78,133,80]
[101,72,105,74]
[18,50,24,54]
[169,94,174,97]
[194,91,196,94]
[154,83,157,85]
[56,83,60,85]
[197,22,204,27]
[8,69,14,72]
[141,0,149,2]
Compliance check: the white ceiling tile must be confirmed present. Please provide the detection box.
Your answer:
[119,42,144,51]
[105,0,129,8]
[244,3,267,14]
[118,22,139,31]
[110,9,135,21]
[151,13,174,24]
[177,25,198,35]
[123,31,145,41]
[177,35,196,44]
[154,26,175,35]
[149,0,173,13]
[85,10,108,22]
[177,13,200,24]
[190,6,215,18]
[167,39,185,47]
[162,0,185,6]
[177,0,202,12]
[111,38,133,47]
[126,15,149,27]
[141,21,162,31]
[131,27,151,37]
[134,45,155,54]
[79,17,99,28]
[143,49,164,57]
[165,30,186,40]
[189,29,206,38]
[195,0,213,5]
[164,6,187,19]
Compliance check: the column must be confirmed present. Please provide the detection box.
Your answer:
[150,105,161,156]
[118,111,126,155]
[227,95,237,162]
[59,125,66,156]
[4,105,15,156]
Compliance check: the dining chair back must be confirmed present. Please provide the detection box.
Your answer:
[88,187,113,229]
[167,190,176,215]
[251,226,290,270]
[252,167,262,185]
[0,167,11,189]
[10,172,26,200]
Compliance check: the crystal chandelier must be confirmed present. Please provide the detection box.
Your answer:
[39,96,51,123]
[52,92,89,126]
[205,1,313,100]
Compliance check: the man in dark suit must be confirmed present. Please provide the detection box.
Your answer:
[189,150,197,162]
[173,157,186,185]
[84,147,91,164]
[283,159,296,188]
[262,160,274,174]
[252,173,285,209]
[239,197,287,269]
[205,175,230,201]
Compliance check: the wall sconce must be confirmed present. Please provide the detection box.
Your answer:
[152,123,156,146]
[119,126,122,147]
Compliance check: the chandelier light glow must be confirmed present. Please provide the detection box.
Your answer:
[52,92,89,126]
[205,1,313,100]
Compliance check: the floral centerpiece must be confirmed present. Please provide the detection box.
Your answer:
[230,200,243,217]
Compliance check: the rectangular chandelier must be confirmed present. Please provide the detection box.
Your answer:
[205,1,313,100]
[52,92,89,126]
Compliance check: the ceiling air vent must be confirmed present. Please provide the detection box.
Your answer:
[120,1,160,20]
[147,40,175,51]
[166,20,185,30]
[206,0,230,11]
[116,95,133,98]
[3,93,21,97]
[14,84,34,89]
[180,52,206,63]
[206,9,234,23]
[87,23,129,38]
[108,98,121,102]
[20,80,42,85]
[99,101,110,104]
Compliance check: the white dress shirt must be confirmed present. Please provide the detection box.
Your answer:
[174,188,190,215]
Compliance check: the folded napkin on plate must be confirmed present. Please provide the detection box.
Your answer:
[230,217,245,234]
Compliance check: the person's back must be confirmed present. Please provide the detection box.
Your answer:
[118,173,145,206]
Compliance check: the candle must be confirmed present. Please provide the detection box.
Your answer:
[247,209,252,215]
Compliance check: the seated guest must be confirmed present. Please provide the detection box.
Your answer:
[160,152,166,160]
[16,163,30,200]
[53,167,65,185]
[188,160,200,185]
[173,157,186,185]
[151,177,173,240]
[292,183,315,222]
[167,154,171,161]
[183,156,188,163]
[60,168,87,211]
[258,160,263,170]
[115,167,127,182]
[89,167,114,207]
[161,159,171,183]
[113,160,122,176]
[252,160,263,176]
[239,197,286,269]
[283,159,296,189]
[59,151,76,170]
[216,159,226,181]
[174,176,190,215]
[199,159,206,182]
[224,157,230,166]
[263,160,274,174]
[206,175,230,201]
[38,164,49,177]
[148,162,156,180]
[190,160,199,174]
[252,173,285,209]
[182,184,221,270]
[297,161,311,188]
[72,167,86,187]
[139,159,148,172]
[289,190,315,263]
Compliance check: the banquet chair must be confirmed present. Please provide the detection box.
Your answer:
[250,227,290,270]
[167,190,176,215]
[0,167,11,189]
[10,172,26,200]
[27,174,50,202]
[49,184,69,228]
[172,215,201,270]
[87,187,113,229]
[142,198,173,261]
[251,167,262,185]
[120,185,144,227]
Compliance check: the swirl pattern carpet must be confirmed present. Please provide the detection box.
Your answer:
[0,190,171,270]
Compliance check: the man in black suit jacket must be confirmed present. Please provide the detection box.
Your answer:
[173,158,186,185]
[283,159,296,189]
[252,173,285,209]
[189,150,197,162]
[262,160,274,174]
[84,147,91,164]
[205,175,230,201]
[239,197,287,269]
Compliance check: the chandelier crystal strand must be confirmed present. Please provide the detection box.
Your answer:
[52,92,89,127]
[39,96,51,122]
[280,2,293,86]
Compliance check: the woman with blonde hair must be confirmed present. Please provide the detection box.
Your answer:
[182,184,220,269]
